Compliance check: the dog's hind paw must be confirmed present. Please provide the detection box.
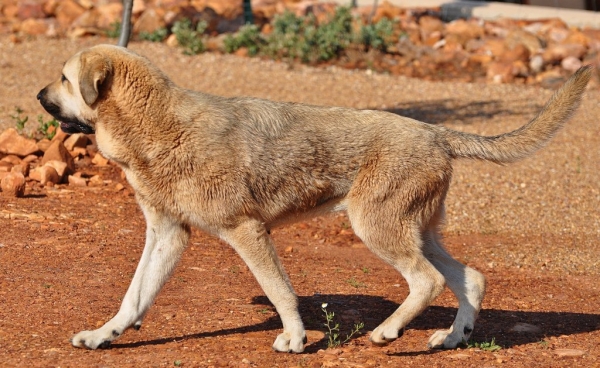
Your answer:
[71,328,119,350]
[427,328,467,349]
[369,324,404,346]
[272,331,306,353]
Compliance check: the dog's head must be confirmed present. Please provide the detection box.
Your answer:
[37,47,114,134]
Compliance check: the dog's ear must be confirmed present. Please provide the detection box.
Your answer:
[79,52,112,106]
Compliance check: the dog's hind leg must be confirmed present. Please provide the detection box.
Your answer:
[423,207,486,349]
[346,201,446,346]
[222,219,306,353]
[71,204,190,349]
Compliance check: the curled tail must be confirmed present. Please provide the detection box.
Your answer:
[441,65,593,163]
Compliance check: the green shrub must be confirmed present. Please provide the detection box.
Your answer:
[224,24,264,56]
[139,27,168,43]
[171,19,207,55]
[359,17,394,51]
[106,21,122,39]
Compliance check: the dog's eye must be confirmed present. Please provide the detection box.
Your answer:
[61,74,67,83]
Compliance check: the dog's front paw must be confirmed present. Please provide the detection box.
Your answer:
[71,328,121,349]
[272,331,307,353]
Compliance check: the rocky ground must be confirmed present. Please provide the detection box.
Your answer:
[0,29,599,368]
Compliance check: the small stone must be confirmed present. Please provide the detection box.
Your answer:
[88,175,104,186]
[1,172,26,197]
[1,155,21,165]
[0,128,40,157]
[41,140,75,176]
[40,166,60,186]
[11,164,29,177]
[92,153,109,166]
[29,167,42,182]
[43,160,68,180]
[448,353,470,360]
[68,175,87,187]
[114,183,125,192]
[284,246,293,253]
[554,349,585,357]
[69,147,87,158]
[561,56,583,72]
[63,133,89,151]
[37,138,52,152]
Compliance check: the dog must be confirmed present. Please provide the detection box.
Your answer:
[37,44,592,352]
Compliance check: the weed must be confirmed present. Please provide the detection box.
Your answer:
[106,21,122,39]
[139,27,168,43]
[174,360,182,367]
[467,337,501,352]
[36,114,59,140]
[538,339,549,349]
[321,303,364,348]
[10,106,28,134]
[257,308,270,314]
[224,24,265,56]
[346,276,365,288]
[171,19,207,55]
[361,267,370,274]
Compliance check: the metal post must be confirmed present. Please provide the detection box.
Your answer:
[118,0,133,47]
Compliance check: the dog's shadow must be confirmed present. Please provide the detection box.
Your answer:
[380,99,543,126]
[111,294,600,354]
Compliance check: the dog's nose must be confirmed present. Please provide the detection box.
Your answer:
[37,89,45,100]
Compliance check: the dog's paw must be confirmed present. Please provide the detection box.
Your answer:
[427,328,466,349]
[369,324,404,346]
[272,331,307,353]
[71,328,121,350]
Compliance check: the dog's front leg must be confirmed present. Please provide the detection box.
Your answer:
[222,219,306,353]
[71,205,190,349]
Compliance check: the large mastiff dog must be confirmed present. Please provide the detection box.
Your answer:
[37,44,592,352]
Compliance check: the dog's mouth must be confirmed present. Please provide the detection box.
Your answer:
[38,97,95,134]
[58,118,95,134]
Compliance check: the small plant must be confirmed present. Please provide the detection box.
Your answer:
[359,17,395,52]
[467,337,502,352]
[173,360,183,367]
[106,21,122,39]
[346,276,365,288]
[171,19,207,55]
[36,114,59,140]
[10,106,28,133]
[224,24,265,56]
[321,303,364,348]
[538,339,549,349]
[361,267,370,274]
[139,27,168,43]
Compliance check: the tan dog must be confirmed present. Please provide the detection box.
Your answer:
[37,44,591,352]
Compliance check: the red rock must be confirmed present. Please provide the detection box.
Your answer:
[43,160,68,180]
[1,172,26,197]
[543,43,587,64]
[55,0,86,31]
[37,139,52,152]
[134,7,166,35]
[0,128,39,157]
[92,153,109,166]
[11,164,29,178]
[500,43,530,63]
[40,166,60,186]
[68,175,87,187]
[63,133,89,151]
[41,140,75,176]
[1,155,21,165]
[505,29,543,53]
[20,18,49,35]
[445,19,484,46]
[17,1,45,20]
[96,3,123,29]
[487,61,515,83]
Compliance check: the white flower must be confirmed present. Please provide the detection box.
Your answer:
[321,303,328,308]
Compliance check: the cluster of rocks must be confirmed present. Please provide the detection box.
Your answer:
[1,0,599,86]
[0,127,115,197]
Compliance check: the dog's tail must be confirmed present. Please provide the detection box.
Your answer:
[440,65,593,164]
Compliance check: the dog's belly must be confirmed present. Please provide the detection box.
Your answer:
[265,197,348,229]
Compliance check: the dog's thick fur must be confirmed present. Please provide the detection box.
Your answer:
[37,44,592,352]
